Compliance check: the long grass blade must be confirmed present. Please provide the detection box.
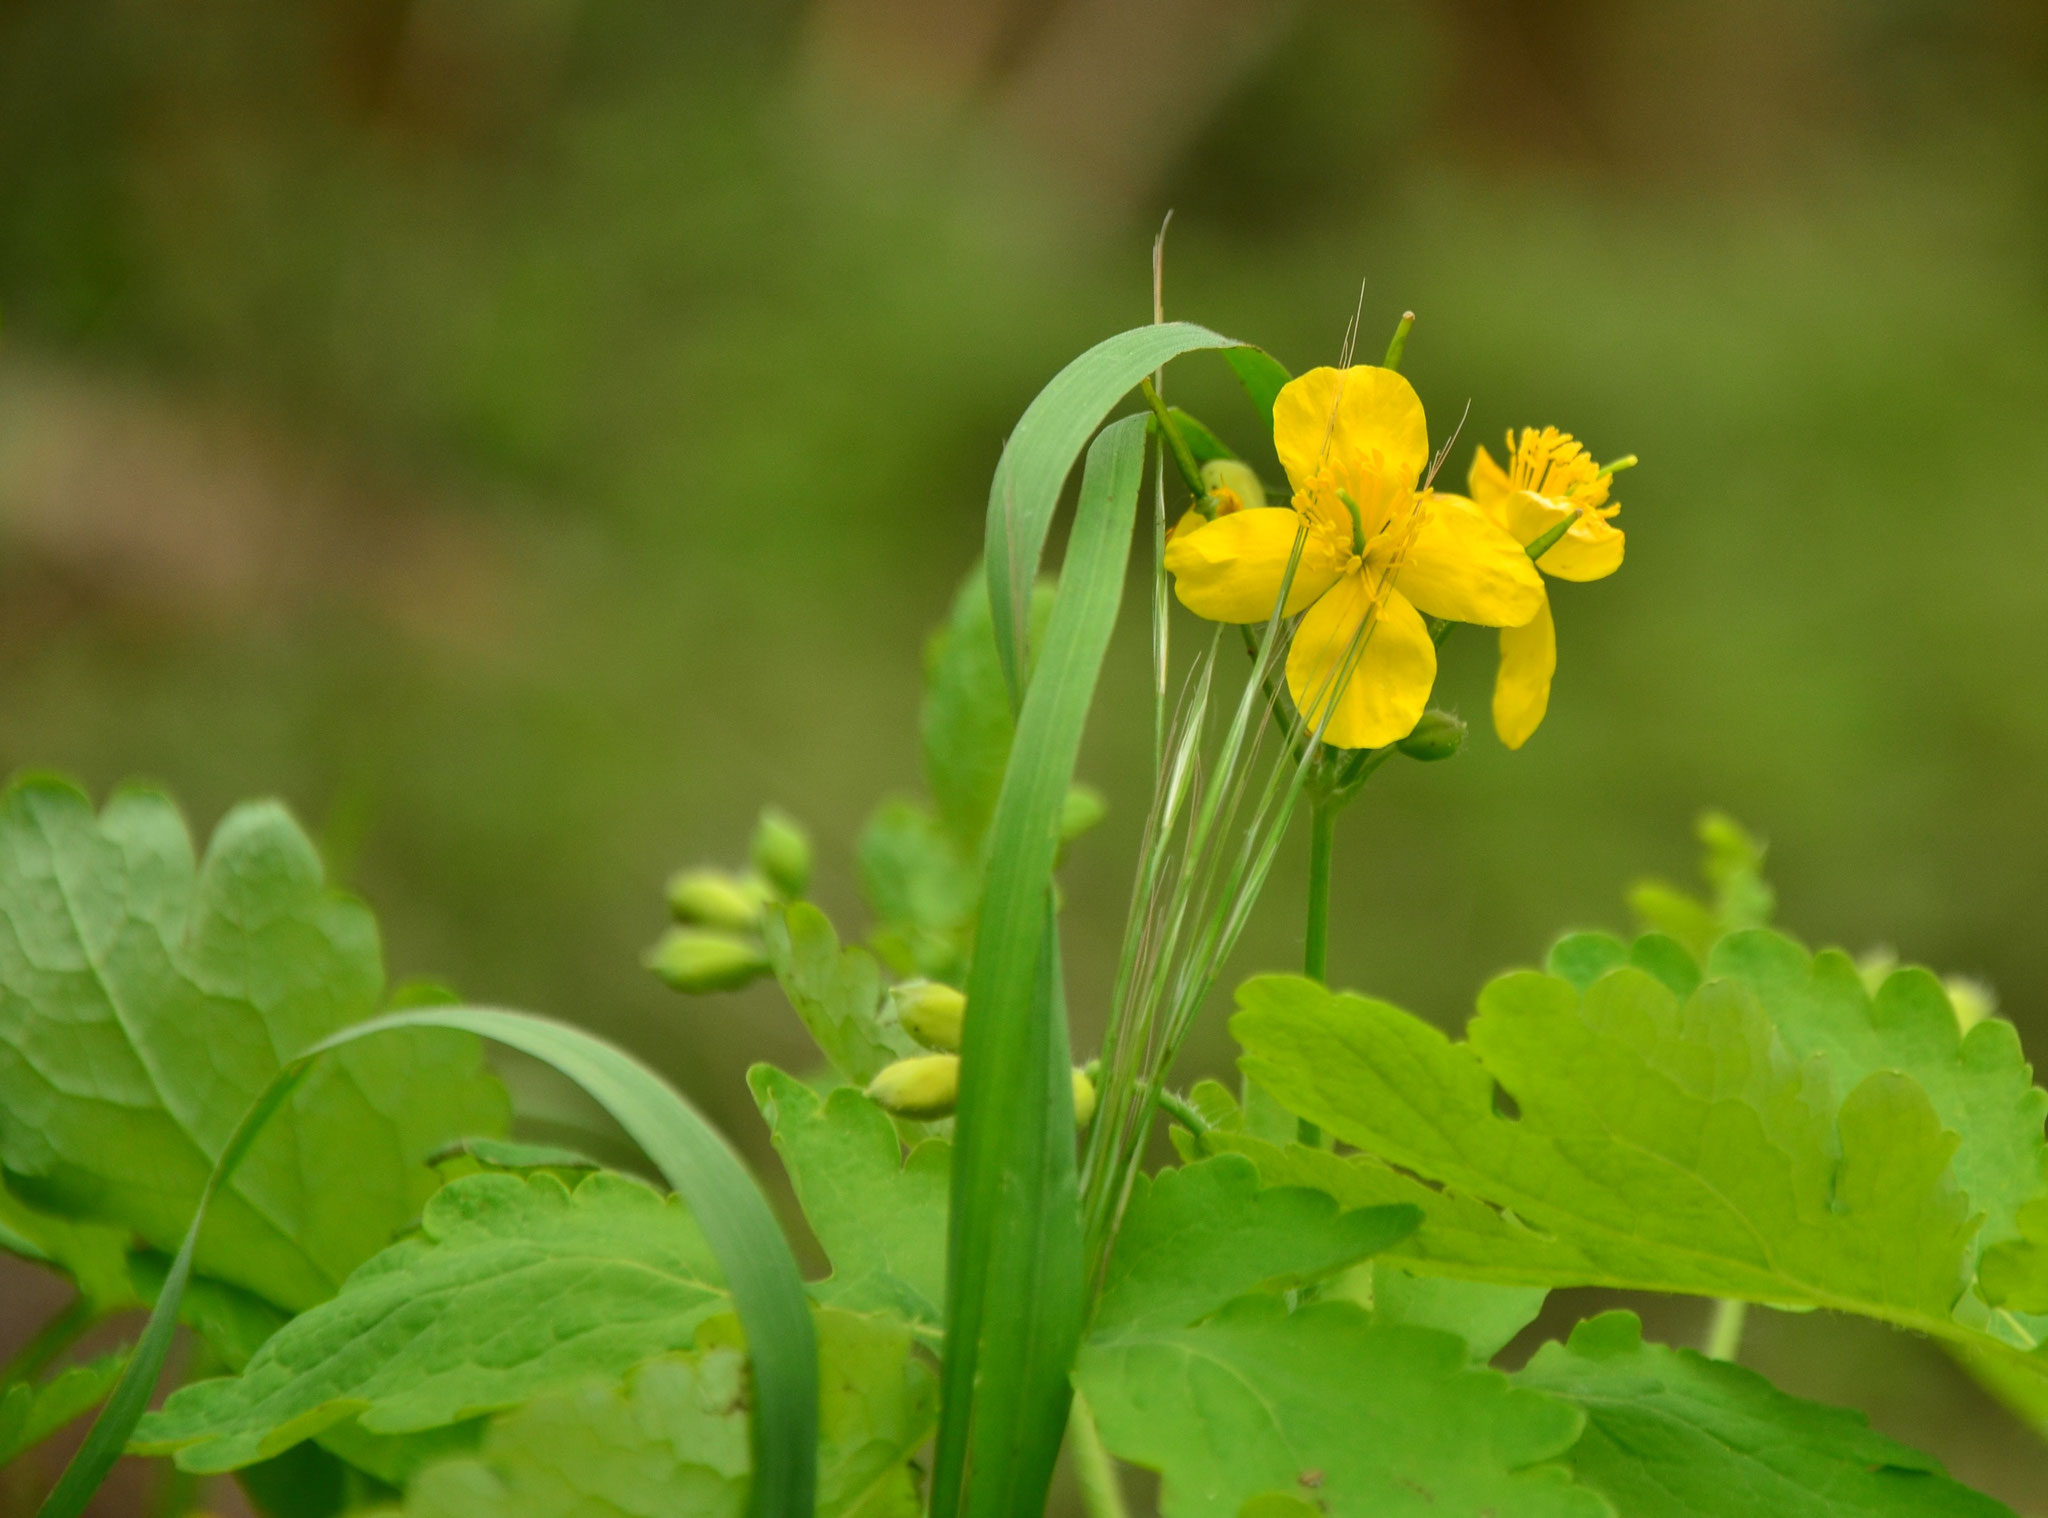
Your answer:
[936,415,1148,1518]
[985,322,1242,696]
[36,1009,815,1518]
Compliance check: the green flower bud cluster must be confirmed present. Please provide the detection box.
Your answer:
[868,981,1097,1125]
[645,806,812,995]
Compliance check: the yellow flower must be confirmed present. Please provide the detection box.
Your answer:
[1163,366,1543,749]
[1468,428,1629,749]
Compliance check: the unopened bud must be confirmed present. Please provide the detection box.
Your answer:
[750,807,812,899]
[893,980,966,1052]
[645,928,770,993]
[1396,708,1466,762]
[866,1054,960,1120]
[1071,1068,1098,1127]
[1200,458,1267,514]
[665,868,771,931]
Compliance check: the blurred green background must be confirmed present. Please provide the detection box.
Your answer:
[3,0,2047,1509]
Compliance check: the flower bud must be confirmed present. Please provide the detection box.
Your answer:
[665,868,771,931]
[1396,708,1465,762]
[644,928,770,993]
[750,807,811,899]
[1071,1068,1098,1127]
[892,980,966,1052]
[1200,458,1267,514]
[866,1054,960,1120]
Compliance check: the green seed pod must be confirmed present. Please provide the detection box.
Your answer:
[750,807,812,899]
[644,928,770,993]
[1396,708,1466,763]
[1200,457,1267,513]
[866,1054,961,1121]
[1071,1068,1098,1127]
[893,980,966,1052]
[665,868,771,931]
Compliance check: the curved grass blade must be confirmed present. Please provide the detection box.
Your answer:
[985,321,1244,694]
[935,415,1147,1518]
[36,1008,814,1518]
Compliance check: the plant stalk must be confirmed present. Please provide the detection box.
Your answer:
[1297,799,1336,1148]
[1704,1297,1749,1361]
[1069,1390,1131,1518]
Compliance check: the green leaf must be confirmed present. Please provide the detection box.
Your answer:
[1705,931,2048,1300]
[135,1170,726,1471]
[748,1065,949,1331]
[937,414,1147,1518]
[1163,406,1236,463]
[923,573,1052,859]
[1089,1154,1417,1341]
[1222,348,1292,437]
[43,1002,815,1518]
[1232,970,1980,1336]
[856,799,976,983]
[0,777,509,1312]
[0,1353,127,1465]
[1075,1295,1604,1518]
[982,322,1241,693]
[1521,1311,2012,1517]
[1347,1263,1548,1363]
[0,1181,138,1312]
[762,903,917,1086]
[393,1309,934,1518]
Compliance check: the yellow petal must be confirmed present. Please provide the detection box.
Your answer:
[1501,489,1575,547]
[1393,494,1545,627]
[1286,575,1435,750]
[1273,366,1429,498]
[1467,443,1512,520]
[1164,507,1342,623]
[1493,594,1556,750]
[1536,516,1625,582]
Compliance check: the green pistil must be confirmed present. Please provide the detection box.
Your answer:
[1524,508,1581,561]
[1336,488,1367,556]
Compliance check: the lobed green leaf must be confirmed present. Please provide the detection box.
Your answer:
[135,1170,727,1472]
[1089,1153,1417,1341]
[1521,1312,2013,1517]
[389,1309,934,1518]
[749,1065,949,1332]
[1077,1295,1603,1518]
[0,777,508,1313]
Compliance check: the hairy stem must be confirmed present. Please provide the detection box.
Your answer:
[1069,1390,1131,1518]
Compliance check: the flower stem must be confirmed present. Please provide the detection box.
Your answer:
[1069,1390,1131,1518]
[1305,801,1335,983]
[1298,799,1337,1148]
[1704,1297,1749,1361]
